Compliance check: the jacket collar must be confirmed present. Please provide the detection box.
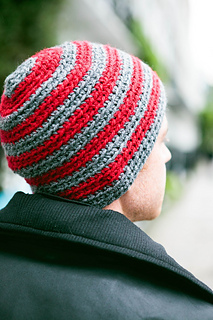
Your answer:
[1,191,213,296]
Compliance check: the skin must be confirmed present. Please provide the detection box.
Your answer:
[104,116,171,222]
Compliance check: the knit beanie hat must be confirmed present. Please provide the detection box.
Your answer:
[0,41,166,208]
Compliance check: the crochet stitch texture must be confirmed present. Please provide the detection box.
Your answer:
[0,41,166,208]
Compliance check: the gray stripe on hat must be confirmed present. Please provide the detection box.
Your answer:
[4,43,107,157]
[83,80,166,208]
[36,61,153,194]
[16,48,134,178]
[4,57,37,98]
[1,42,77,132]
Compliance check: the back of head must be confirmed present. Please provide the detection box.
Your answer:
[0,41,166,208]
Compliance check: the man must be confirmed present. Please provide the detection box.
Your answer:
[0,41,212,319]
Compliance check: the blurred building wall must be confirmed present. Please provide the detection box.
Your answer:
[131,0,206,154]
[56,0,138,54]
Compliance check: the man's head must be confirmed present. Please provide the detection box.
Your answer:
[0,41,168,216]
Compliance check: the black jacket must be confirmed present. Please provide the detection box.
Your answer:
[0,192,213,320]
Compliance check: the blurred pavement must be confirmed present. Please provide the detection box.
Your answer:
[146,160,213,290]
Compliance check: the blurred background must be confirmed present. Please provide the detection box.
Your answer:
[0,0,213,288]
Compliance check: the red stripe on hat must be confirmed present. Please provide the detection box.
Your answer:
[57,70,161,200]
[7,45,121,173]
[0,47,63,119]
[27,54,143,187]
[1,42,91,144]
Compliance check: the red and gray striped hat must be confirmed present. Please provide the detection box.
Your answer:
[0,41,166,208]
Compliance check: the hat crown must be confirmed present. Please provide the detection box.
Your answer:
[0,41,166,207]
